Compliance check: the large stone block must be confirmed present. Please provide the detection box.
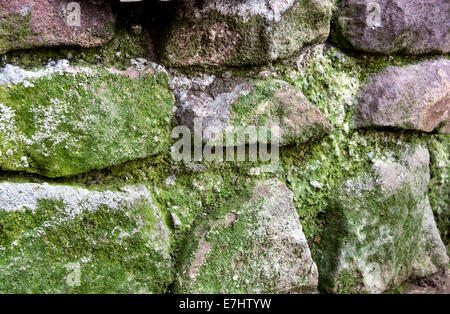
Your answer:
[0,183,173,293]
[331,0,450,55]
[0,0,115,54]
[159,0,333,68]
[173,179,318,293]
[0,60,174,177]
[317,146,449,293]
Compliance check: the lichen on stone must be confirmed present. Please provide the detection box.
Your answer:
[316,145,448,293]
[0,183,173,293]
[0,1,448,295]
[173,179,318,294]
[0,61,174,177]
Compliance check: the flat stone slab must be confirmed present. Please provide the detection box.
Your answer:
[0,0,115,54]
[331,0,450,55]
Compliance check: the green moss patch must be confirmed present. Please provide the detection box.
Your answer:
[0,67,174,177]
[0,12,35,54]
[0,188,173,293]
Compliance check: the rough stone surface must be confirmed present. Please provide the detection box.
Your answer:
[0,182,172,293]
[0,5,448,294]
[317,146,449,293]
[173,179,318,293]
[0,61,174,177]
[0,59,93,85]
[172,75,332,145]
[0,0,115,54]
[159,0,332,67]
[355,59,450,133]
[171,74,252,143]
[331,0,450,55]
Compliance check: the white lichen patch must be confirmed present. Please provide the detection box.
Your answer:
[0,182,152,215]
[0,59,94,86]
[107,59,170,79]
[198,0,297,23]
[169,72,216,91]
[0,182,171,253]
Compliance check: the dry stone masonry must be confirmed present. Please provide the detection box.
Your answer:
[0,0,448,294]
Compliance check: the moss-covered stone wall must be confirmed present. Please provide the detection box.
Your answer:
[0,0,448,294]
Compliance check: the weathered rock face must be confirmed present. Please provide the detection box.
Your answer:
[173,179,318,293]
[0,183,172,293]
[0,60,174,177]
[171,75,332,145]
[355,59,450,133]
[159,0,332,68]
[0,0,115,54]
[317,146,449,293]
[331,0,450,55]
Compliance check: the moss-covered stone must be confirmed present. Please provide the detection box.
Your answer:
[0,0,115,54]
[0,11,34,54]
[0,63,174,177]
[172,75,332,146]
[158,0,332,69]
[316,145,448,293]
[0,182,173,293]
[229,78,332,145]
[173,179,318,293]
[2,25,155,70]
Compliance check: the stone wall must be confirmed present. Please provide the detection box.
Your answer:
[0,0,448,293]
